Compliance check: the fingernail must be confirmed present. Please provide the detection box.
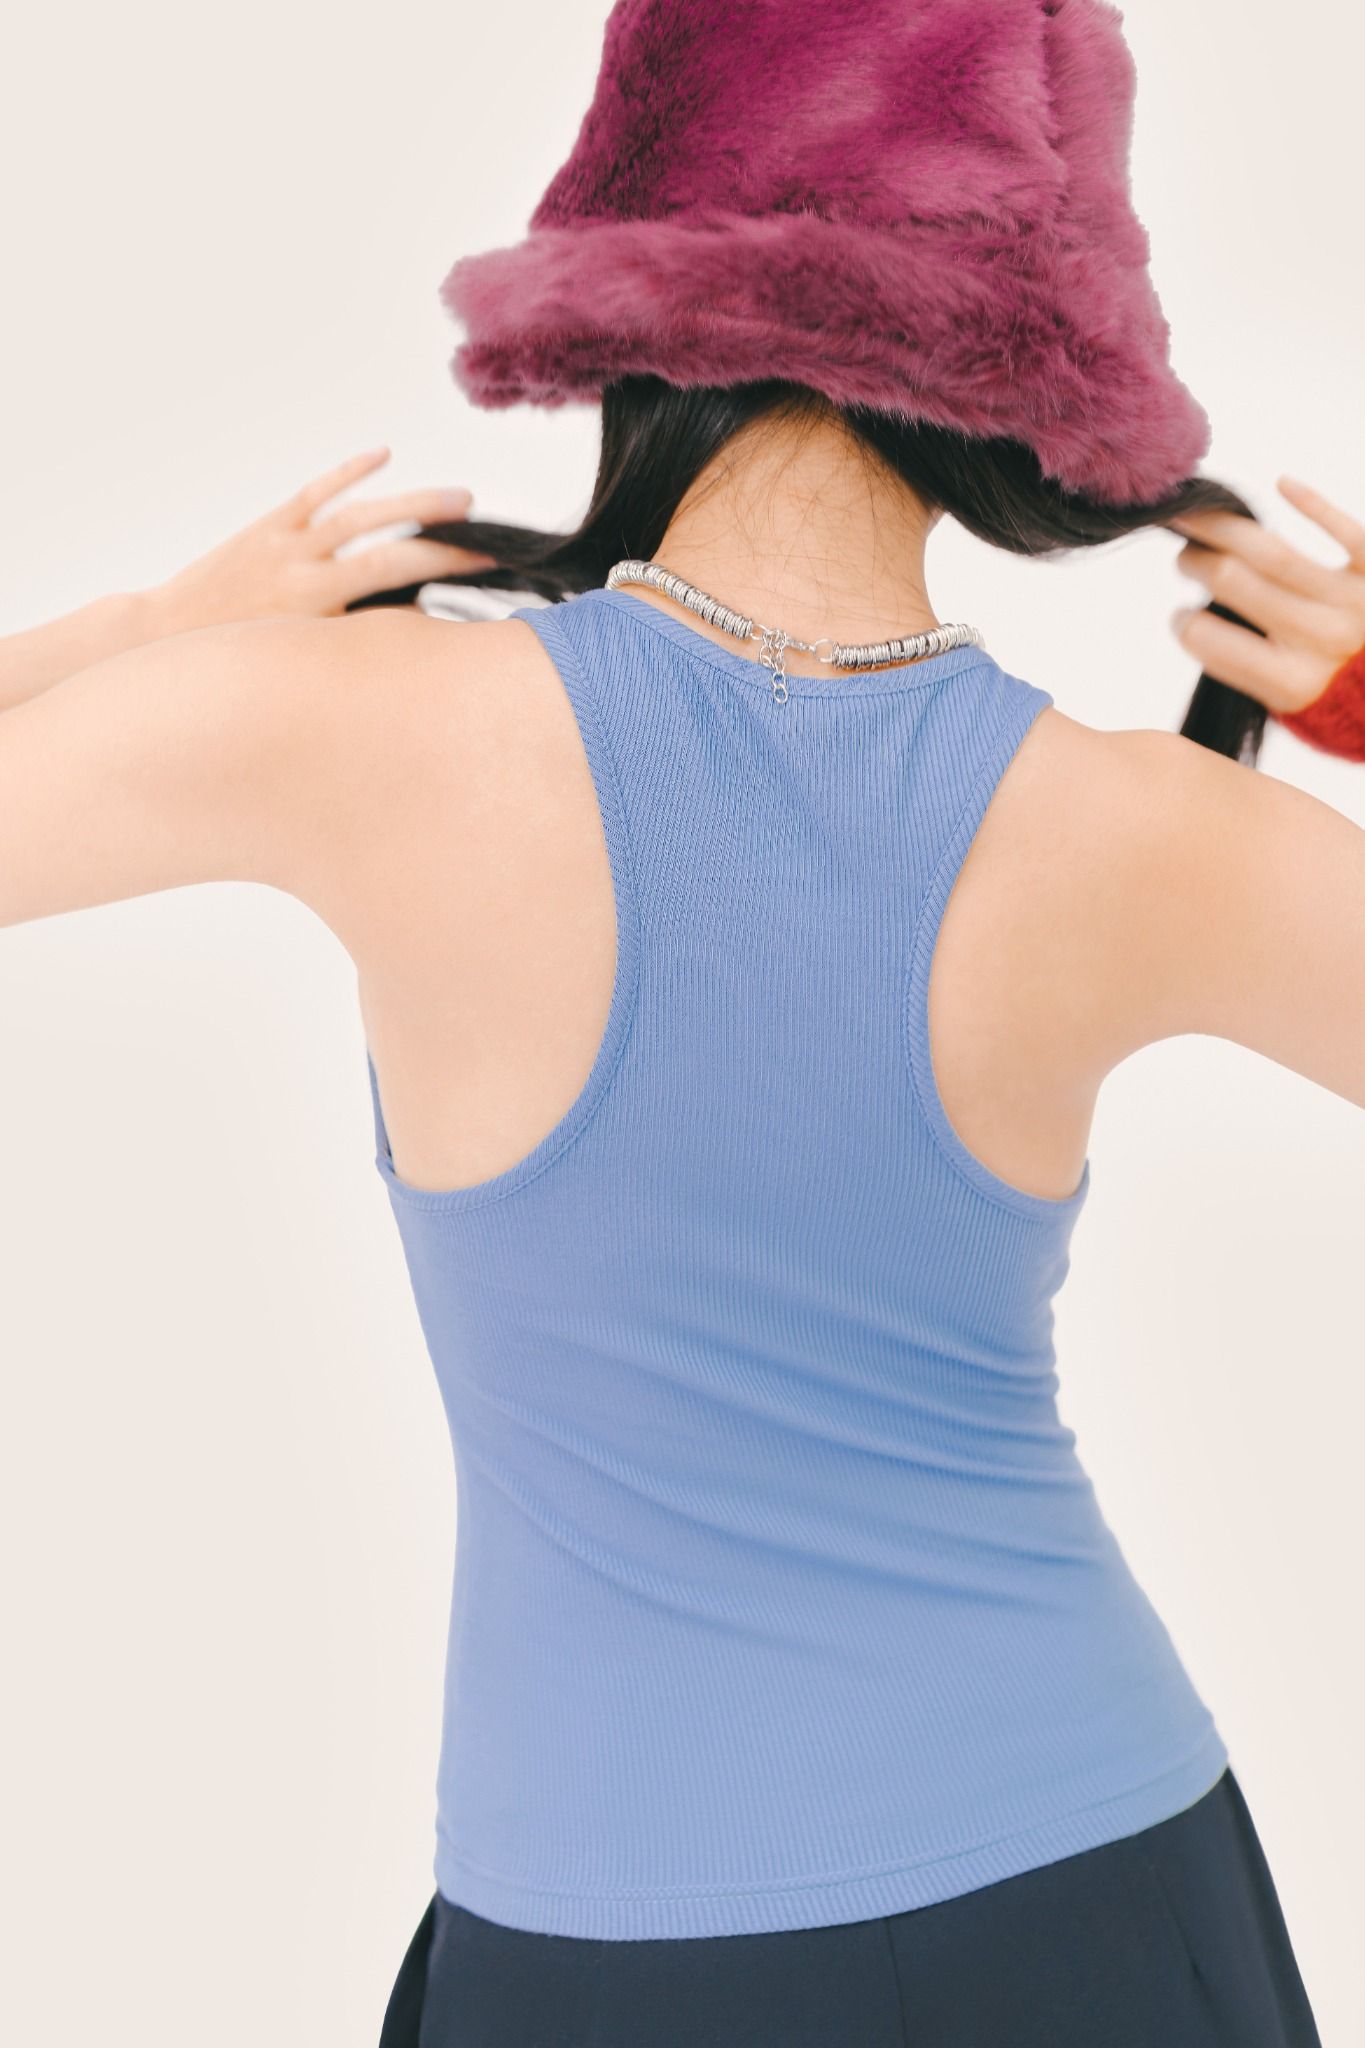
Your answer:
[1172,607,1196,630]
[442,488,473,514]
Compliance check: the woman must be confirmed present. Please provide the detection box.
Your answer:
[4,2,1363,2044]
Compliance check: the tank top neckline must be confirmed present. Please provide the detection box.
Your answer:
[585,584,995,698]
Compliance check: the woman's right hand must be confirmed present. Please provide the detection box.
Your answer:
[148,445,497,637]
[0,446,499,713]
[1167,478,1365,717]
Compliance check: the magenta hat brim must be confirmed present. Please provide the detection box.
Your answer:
[441,205,1210,508]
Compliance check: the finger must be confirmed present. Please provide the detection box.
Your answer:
[1276,475,1365,570]
[1172,605,1327,712]
[268,447,392,526]
[328,537,499,604]
[309,487,474,553]
[1174,541,1350,651]
[1167,509,1347,604]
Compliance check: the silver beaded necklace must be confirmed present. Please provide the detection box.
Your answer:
[605,559,985,706]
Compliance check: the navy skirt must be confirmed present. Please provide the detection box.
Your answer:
[378,1767,1321,2046]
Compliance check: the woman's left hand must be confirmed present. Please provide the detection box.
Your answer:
[151,445,497,635]
[1168,477,1365,714]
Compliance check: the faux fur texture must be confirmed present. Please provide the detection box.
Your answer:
[440,0,1210,505]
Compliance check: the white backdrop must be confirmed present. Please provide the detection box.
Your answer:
[1,2,1362,2041]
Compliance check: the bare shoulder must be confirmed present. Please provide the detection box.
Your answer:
[277,604,578,943]
[991,701,1308,887]
[982,702,1365,1097]
[265,603,546,716]
[260,604,556,803]
[0,601,554,935]
[996,701,1247,819]
[1026,707,1360,913]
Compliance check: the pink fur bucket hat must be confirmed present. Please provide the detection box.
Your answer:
[439,0,1210,506]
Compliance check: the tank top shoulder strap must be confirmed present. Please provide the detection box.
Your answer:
[366,591,644,1194]
[903,663,1089,1219]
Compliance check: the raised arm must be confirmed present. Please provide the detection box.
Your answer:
[0,607,446,935]
[0,448,492,711]
[1092,727,1365,1114]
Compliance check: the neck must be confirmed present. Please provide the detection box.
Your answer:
[635,406,943,675]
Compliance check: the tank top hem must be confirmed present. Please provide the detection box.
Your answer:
[430,1724,1230,1941]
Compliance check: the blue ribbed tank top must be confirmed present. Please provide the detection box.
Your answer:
[365,584,1228,1940]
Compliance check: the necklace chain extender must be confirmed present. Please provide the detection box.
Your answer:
[605,559,985,706]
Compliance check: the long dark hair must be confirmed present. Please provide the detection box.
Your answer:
[353,375,1267,767]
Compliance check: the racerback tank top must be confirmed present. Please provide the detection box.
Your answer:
[365,584,1228,1940]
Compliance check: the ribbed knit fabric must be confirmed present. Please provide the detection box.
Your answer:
[365,585,1229,1941]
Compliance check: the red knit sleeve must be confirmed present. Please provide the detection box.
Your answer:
[1274,645,1365,762]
